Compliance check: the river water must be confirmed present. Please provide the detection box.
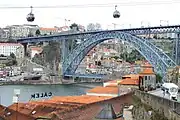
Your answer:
[0,83,102,107]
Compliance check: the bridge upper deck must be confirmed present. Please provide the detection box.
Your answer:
[16,25,180,43]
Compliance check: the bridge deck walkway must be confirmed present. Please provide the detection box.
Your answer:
[64,74,105,79]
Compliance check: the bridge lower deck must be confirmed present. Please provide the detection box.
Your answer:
[64,74,105,79]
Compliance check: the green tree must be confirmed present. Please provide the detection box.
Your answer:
[120,49,144,63]
[156,74,162,83]
[7,39,17,43]
[69,23,80,51]
[70,23,79,31]
[87,23,102,31]
[32,53,44,66]
[42,41,61,71]
[43,42,60,63]
[35,29,41,36]
[87,23,95,31]
[10,53,16,59]
[0,54,5,57]
[111,56,119,60]
[4,53,17,66]
[28,32,34,37]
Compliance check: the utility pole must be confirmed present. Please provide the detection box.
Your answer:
[160,20,169,26]
[175,33,180,65]
[65,19,71,26]
[141,21,144,28]
[112,23,117,30]
[55,42,63,83]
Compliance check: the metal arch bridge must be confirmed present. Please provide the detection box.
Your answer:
[63,31,176,76]
[16,25,179,78]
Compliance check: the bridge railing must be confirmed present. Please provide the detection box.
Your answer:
[135,90,180,119]
[16,25,180,43]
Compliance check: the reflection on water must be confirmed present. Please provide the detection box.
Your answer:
[0,84,98,107]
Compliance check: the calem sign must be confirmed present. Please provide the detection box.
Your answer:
[31,92,53,99]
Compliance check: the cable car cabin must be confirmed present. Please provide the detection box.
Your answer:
[113,10,120,18]
[26,6,35,22]
[27,13,35,22]
[113,5,120,18]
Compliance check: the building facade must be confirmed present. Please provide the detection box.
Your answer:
[40,27,59,35]
[4,24,39,38]
[0,43,24,58]
[29,46,43,59]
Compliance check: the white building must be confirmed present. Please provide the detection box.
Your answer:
[0,43,24,58]
[29,47,43,59]
[5,24,39,38]
[2,28,10,38]
[15,45,25,59]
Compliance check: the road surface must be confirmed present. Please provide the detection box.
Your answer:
[148,88,180,102]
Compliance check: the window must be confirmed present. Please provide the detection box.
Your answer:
[32,110,36,115]
[145,76,147,80]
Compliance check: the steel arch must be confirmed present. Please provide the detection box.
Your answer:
[62,31,176,76]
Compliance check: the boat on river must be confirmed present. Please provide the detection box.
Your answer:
[23,74,42,80]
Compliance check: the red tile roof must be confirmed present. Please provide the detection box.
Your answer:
[5,95,114,119]
[107,80,117,83]
[122,74,141,79]
[118,78,139,85]
[40,27,58,31]
[48,95,112,104]
[140,63,155,75]
[0,43,22,46]
[0,104,35,120]
[30,47,42,51]
[0,92,133,120]
[87,86,119,94]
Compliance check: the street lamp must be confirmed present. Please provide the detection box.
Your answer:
[141,21,150,28]
[12,89,20,120]
[141,21,144,28]
[65,19,71,26]
[117,81,121,96]
[54,17,71,26]
[160,20,169,26]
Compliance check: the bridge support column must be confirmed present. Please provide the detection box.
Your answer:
[21,43,28,57]
[42,41,49,47]
[61,39,70,75]
[174,33,180,65]
[61,39,70,62]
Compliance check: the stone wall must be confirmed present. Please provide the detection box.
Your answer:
[134,90,180,120]
[132,94,168,120]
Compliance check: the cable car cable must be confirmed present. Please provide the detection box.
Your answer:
[0,0,179,9]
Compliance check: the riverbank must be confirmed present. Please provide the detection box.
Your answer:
[1,73,105,85]
[0,80,103,86]
[0,80,61,85]
[74,82,103,88]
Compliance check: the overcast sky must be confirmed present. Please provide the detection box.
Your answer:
[0,0,180,29]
